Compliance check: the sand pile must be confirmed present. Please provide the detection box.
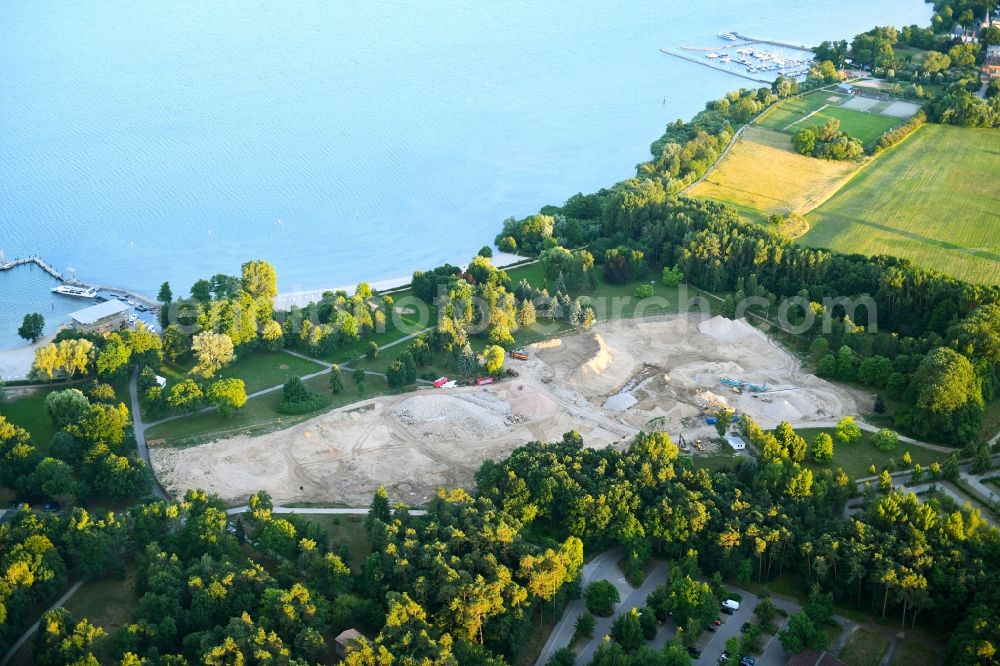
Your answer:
[694,389,729,409]
[579,333,613,376]
[697,316,765,345]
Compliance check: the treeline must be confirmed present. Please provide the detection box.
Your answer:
[872,110,926,152]
[792,118,865,160]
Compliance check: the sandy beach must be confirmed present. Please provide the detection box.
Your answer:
[272,250,528,310]
[0,334,53,381]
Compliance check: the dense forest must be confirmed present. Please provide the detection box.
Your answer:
[4,420,999,664]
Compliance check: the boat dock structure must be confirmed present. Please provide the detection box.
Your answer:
[732,32,814,53]
[659,48,773,84]
[0,254,158,309]
[0,255,66,282]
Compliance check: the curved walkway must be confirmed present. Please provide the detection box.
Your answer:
[225,505,426,516]
[0,580,84,666]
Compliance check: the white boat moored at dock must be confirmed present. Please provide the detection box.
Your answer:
[52,284,98,298]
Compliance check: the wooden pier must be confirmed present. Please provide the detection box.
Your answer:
[0,255,65,281]
[0,254,157,308]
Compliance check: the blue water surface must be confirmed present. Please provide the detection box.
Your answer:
[0,0,931,348]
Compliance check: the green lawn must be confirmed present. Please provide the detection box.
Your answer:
[0,385,63,452]
[839,628,891,666]
[889,639,941,666]
[805,106,902,146]
[795,427,947,480]
[293,514,372,572]
[145,372,388,447]
[159,349,325,395]
[505,263,717,322]
[62,568,137,636]
[756,90,849,131]
[804,124,1000,284]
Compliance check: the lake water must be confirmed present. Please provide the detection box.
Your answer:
[0,0,931,349]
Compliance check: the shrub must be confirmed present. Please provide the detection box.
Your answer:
[634,284,655,298]
[585,580,620,616]
[278,376,332,415]
[573,612,596,641]
[873,428,899,451]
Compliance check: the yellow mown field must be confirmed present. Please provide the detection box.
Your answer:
[689,126,860,219]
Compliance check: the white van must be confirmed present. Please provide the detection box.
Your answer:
[722,599,740,611]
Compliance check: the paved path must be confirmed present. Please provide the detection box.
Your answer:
[0,580,84,666]
[536,548,624,665]
[225,505,426,516]
[129,368,168,500]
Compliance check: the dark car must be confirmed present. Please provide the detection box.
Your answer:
[707,624,717,632]
[741,622,752,633]
[688,646,702,657]
[720,606,735,615]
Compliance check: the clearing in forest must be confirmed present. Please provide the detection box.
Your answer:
[688,126,859,219]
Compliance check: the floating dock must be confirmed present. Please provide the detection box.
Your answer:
[732,33,814,53]
[659,48,772,84]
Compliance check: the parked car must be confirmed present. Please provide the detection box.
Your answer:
[718,655,729,665]
[740,622,752,633]
[688,646,702,657]
[722,599,740,611]
[740,658,756,666]
[712,618,722,625]
[721,606,735,615]
[707,625,717,632]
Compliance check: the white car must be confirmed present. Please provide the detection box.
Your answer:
[722,599,740,611]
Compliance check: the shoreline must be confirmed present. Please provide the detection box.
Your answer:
[0,334,56,381]
[0,249,531,356]
[272,249,529,310]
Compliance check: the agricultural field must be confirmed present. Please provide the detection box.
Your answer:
[804,124,1000,284]
[688,126,859,218]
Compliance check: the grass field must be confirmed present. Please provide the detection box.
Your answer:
[295,514,372,571]
[888,639,941,666]
[689,126,859,218]
[804,124,1000,284]
[0,385,62,451]
[756,90,849,131]
[806,106,902,146]
[145,372,388,447]
[839,628,891,666]
[795,427,947,480]
[158,349,325,395]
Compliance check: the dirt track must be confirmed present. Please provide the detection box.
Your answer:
[151,314,859,505]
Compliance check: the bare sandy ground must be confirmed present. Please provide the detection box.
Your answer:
[0,335,54,381]
[152,314,859,505]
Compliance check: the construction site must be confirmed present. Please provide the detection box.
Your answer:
[151,313,861,506]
